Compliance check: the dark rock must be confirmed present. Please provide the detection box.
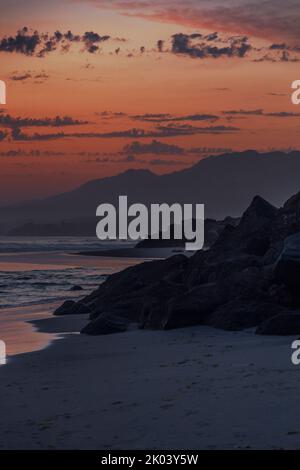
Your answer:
[267,283,293,307]
[54,300,91,316]
[245,236,270,256]
[70,285,83,291]
[140,282,221,330]
[81,313,128,335]
[135,217,239,250]
[256,313,300,335]
[210,195,277,254]
[139,280,187,329]
[274,233,300,289]
[54,300,76,316]
[269,192,300,245]
[162,283,223,330]
[55,190,300,335]
[151,265,269,330]
[85,254,188,322]
[282,190,300,214]
[208,300,282,331]
[71,302,92,314]
[240,195,278,230]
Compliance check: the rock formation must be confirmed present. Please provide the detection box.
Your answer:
[55,190,300,336]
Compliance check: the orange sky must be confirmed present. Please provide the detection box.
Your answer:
[1,0,300,204]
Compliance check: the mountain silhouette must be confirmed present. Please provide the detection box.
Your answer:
[2,150,300,233]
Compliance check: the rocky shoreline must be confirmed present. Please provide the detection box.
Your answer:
[54,191,300,336]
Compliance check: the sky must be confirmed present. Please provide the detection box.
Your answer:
[0,0,300,204]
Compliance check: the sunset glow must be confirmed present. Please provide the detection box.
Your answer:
[1,0,300,203]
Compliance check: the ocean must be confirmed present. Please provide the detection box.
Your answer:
[0,237,141,358]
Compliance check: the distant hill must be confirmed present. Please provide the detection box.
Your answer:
[8,218,96,237]
[2,150,300,234]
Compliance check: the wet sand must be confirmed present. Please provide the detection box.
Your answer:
[0,311,299,450]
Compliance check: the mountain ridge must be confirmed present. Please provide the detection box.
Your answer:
[2,149,300,232]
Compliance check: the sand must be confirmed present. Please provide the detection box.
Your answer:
[0,313,300,450]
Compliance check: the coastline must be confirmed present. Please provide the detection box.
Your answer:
[75,247,187,259]
[0,309,299,450]
[0,302,63,357]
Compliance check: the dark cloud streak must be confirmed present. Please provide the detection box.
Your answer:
[0,27,111,57]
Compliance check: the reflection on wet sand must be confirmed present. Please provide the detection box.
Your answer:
[0,303,60,359]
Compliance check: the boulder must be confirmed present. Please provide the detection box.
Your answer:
[256,312,300,335]
[70,285,83,291]
[274,233,300,289]
[245,236,270,257]
[54,300,91,316]
[139,280,187,329]
[162,283,223,330]
[208,300,282,331]
[69,254,188,322]
[81,313,128,335]
[54,300,76,316]
[55,191,300,335]
[208,195,277,256]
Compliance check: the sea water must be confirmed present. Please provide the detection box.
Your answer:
[0,236,139,358]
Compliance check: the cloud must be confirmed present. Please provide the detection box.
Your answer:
[9,72,32,82]
[154,124,240,136]
[223,109,264,116]
[96,110,127,119]
[0,130,7,141]
[9,71,50,83]
[267,92,288,97]
[270,43,288,50]
[171,33,251,59]
[88,0,300,44]
[11,127,65,141]
[0,114,88,128]
[267,111,300,117]
[188,146,233,155]
[99,123,240,138]
[0,27,111,57]
[123,139,184,155]
[0,149,64,157]
[81,31,110,53]
[9,123,240,141]
[157,40,164,52]
[131,112,219,122]
[223,109,300,117]
[83,153,186,166]
[2,23,299,64]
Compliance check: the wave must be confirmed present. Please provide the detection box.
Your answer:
[0,236,133,254]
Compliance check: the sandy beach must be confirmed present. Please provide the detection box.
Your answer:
[0,311,300,450]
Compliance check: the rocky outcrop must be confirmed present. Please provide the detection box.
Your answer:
[256,313,300,335]
[135,217,239,249]
[208,300,283,331]
[54,300,76,316]
[70,285,83,291]
[54,299,91,316]
[55,190,300,336]
[274,233,300,287]
[81,313,128,335]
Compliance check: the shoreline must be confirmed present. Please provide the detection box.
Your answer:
[0,301,63,358]
[75,247,186,259]
[0,309,299,449]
